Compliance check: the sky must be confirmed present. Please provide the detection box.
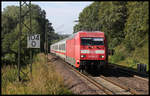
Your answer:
[2,1,93,35]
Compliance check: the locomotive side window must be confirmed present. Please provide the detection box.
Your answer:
[81,37,104,45]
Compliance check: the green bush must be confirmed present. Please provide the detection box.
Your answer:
[124,40,135,52]
[110,52,125,63]
[2,66,18,83]
[2,53,72,95]
[2,66,18,94]
[126,58,138,68]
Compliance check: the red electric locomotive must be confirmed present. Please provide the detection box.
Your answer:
[50,31,108,71]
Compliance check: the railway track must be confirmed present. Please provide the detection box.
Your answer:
[98,65,149,94]
[61,60,140,95]
[117,68,148,82]
[108,63,149,78]
[98,75,142,94]
[65,63,114,95]
[84,70,143,95]
[49,54,147,95]
[108,64,149,82]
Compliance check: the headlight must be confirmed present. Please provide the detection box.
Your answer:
[81,50,90,53]
[81,55,86,58]
[100,55,104,58]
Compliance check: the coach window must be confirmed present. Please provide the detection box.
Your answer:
[61,44,63,51]
[59,44,60,50]
[61,44,63,50]
[63,44,65,51]
[57,45,58,50]
[55,45,58,50]
[54,46,56,50]
[56,45,57,50]
[59,44,62,50]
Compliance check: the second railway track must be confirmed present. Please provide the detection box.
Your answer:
[98,64,149,94]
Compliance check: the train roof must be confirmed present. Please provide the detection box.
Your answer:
[77,31,104,33]
[51,31,104,46]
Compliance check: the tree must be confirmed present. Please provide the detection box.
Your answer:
[124,2,149,51]
[73,1,127,48]
[97,1,127,48]
[73,2,101,32]
[1,4,57,65]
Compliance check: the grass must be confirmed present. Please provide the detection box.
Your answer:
[109,37,149,72]
[2,53,72,95]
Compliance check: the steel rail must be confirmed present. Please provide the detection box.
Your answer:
[64,62,114,95]
[99,75,141,95]
[108,63,148,81]
[108,63,149,77]
[117,69,149,82]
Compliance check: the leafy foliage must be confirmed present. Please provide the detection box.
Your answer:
[74,1,127,48]
[73,1,148,50]
[2,54,72,95]
[74,1,149,69]
[124,2,149,51]
[1,4,60,66]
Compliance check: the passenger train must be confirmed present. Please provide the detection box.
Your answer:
[50,31,108,71]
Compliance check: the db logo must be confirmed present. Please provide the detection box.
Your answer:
[88,55,98,58]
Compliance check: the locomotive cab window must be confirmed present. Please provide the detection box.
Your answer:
[81,37,104,45]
